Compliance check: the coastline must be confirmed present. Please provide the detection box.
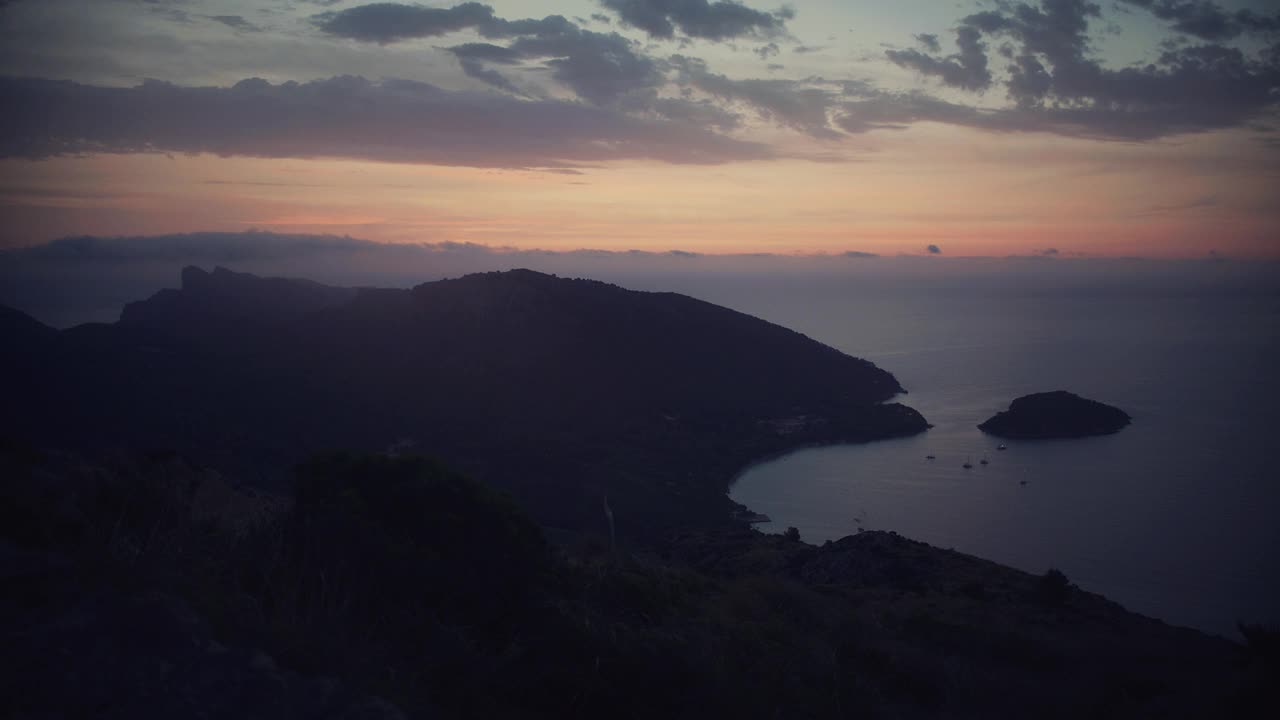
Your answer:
[720,399,932,528]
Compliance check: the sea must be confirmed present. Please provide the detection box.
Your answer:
[640,269,1280,639]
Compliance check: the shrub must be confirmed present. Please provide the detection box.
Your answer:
[1036,568,1073,606]
[276,451,551,638]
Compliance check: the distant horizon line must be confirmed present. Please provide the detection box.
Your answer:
[5,230,1276,264]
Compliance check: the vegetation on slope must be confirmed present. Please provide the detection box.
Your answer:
[2,445,1273,719]
[0,267,927,541]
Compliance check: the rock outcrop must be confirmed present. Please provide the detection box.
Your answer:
[979,390,1131,439]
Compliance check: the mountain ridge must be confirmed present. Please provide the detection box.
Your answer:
[1,267,928,540]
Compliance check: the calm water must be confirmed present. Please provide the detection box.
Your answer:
[666,279,1279,638]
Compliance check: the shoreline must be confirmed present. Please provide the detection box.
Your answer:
[723,400,932,491]
[720,404,932,529]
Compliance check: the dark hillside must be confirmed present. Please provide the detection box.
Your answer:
[2,449,1270,719]
[0,268,927,539]
[119,265,358,350]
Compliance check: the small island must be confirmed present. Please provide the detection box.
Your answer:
[979,391,1131,439]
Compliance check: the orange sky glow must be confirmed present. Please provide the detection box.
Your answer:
[1,0,1277,259]
[3,123,1275,258]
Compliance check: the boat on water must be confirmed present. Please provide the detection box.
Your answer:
[979,455,989,465]
[997,444,1008,451]
[963,456,973,469]
[925,454,936,460]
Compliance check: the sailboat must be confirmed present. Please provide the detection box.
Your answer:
[962,456,973,469]
[979,454,989,465]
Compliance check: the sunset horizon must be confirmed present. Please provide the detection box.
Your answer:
[2,0,1277,259]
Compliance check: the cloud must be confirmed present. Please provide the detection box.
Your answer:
[914,33,941,52]
[144,4,192,24]
[0,75,771,168]
[8,232,379,264]
[446,42,524,64]
[881,0,1280,140]
[838,83,1280,142]
[926,244,942,254]
[597,0,793,41]
[1041,248,1059,256]
[454,57,523,93]
[754,42,780,60]
[618,90,743,130]
[499,20,663,105]
[1117,0,1280,41]
[207,15,262,33]
[671,55,840,138]
[886,25,993,91]
[5,0,1274,168]
[312,0,792,50]
[327,1,1277,144]
[443,41,527,92]
[319,5,663,106]
[836,90,987,133]
[313,2,498,44]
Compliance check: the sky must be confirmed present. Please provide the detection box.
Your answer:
[0,0,1278,258]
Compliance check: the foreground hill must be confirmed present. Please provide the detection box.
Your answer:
[0,267,926,539]
[2,449,1272,719]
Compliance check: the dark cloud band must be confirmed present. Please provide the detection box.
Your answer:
[314,2,499,44]
[316,1,793,45]
[879,0,1280,140]
[597,0,793,41]
[0,75,771,167]
[1117,0,1280,41]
